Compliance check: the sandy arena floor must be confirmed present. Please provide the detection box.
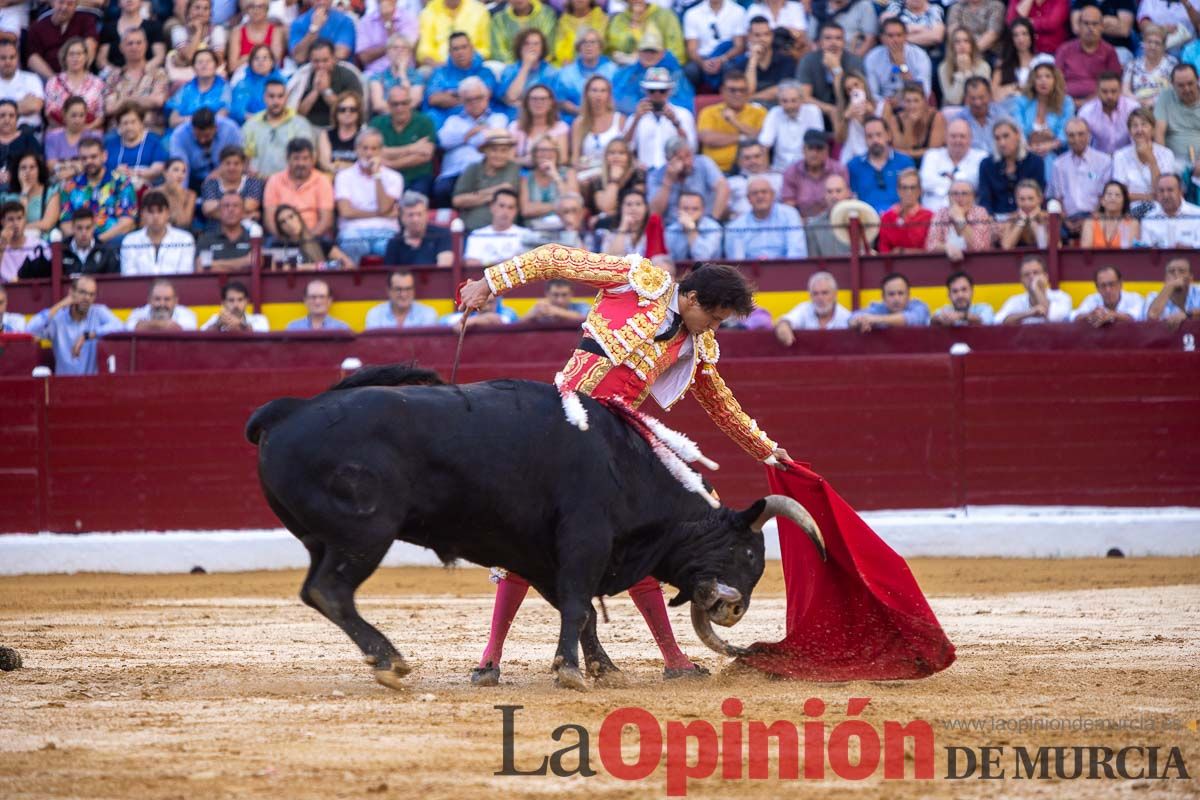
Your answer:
[1,558,1198,799]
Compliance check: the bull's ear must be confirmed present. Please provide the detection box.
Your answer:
[667,590,689,607]
[738,498,768,532]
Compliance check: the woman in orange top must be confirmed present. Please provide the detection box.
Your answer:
[1080,181,1140,249]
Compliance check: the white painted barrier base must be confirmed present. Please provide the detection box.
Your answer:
[2,506,1199,576]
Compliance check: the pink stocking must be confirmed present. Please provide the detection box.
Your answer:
[478,573,530,668]
[628,576,694,670]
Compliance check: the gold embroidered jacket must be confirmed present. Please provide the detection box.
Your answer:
[483,245,777,460]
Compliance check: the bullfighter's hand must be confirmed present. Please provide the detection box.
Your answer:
[771,447,792,469]
[459,278,494,311]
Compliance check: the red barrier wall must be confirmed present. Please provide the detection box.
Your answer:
[0,334,40,376]
[2,349,1197,534]
[93,321,1199,375]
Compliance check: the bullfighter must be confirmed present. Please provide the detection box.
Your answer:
[458,244,790,685]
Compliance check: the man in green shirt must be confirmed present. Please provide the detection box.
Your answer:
[451,130,523,231]
[370,85,436,198]
[245,79,317,178]
[1155,63,1200,172]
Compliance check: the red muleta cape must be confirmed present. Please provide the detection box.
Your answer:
[738,461,956,680]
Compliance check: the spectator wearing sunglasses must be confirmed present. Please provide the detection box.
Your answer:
[847,115,915,212]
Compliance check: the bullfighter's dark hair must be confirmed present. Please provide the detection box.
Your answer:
[678,264,755,317]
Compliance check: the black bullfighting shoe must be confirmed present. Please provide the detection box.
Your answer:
[663,664,711,680]
[471,662,501,686]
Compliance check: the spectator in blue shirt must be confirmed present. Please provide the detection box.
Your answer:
[724,176,806,259]
[611,30,693,117]
[1145,256,1200,329]
[290,0,357,62]
[105,104,169,183]
[169,108,244,194]
[847,116,916,212]
[553,29,617,120]
[665,191,724,261]
[646,136,730,225]
[440,295,519,329]
[522,278,590,324]
[931,270,995,326]
[497,30,559,112]
[977,119,1045,218]
[365,270,440,329]
[424,33,502,128]
[286,278,353,331]
[848,272,931,331]
[164,48,229,130]
[26,275,124,376]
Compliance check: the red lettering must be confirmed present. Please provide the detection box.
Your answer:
[598,707,662,782]
[883,720,935,779]
[720,698,743,779]
[804,698,826,779]
[828,699,880,780]
[665,720,719,796]
[747,720,800,779]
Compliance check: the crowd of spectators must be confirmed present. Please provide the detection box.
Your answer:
[0,0,1197,372]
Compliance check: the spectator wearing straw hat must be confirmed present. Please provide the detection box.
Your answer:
[805,173,855,256]
[450,128,523,232]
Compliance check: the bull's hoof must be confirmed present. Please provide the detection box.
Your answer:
[553,665,588,692]
[470,664,501,687]
[664,664,711,681]
[588,661,627,688]
[593,670,628,688]
[371,658,413,691]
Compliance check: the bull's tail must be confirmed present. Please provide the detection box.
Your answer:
[245,398,307,445]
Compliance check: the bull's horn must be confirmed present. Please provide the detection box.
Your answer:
[715,583,742,603]
[690,602,751,658]
[751,495,826,562]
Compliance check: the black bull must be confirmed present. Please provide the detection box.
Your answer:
[246,366,824,690]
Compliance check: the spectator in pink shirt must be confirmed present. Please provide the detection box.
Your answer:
[1007,0,1070,55]
[1055,4,1121,103]
[1078,71,1139,153]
